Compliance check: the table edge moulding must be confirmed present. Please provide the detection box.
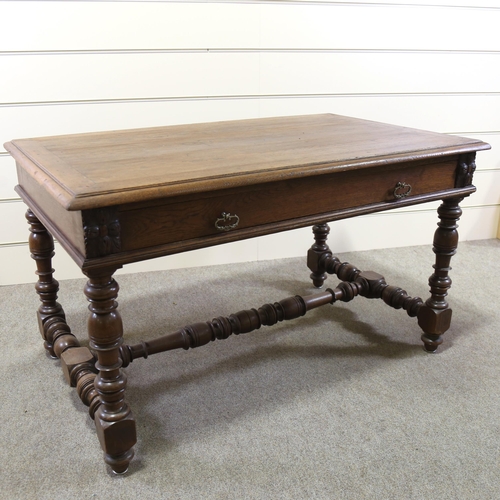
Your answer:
[4,113,491,474]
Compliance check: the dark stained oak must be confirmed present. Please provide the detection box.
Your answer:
[84,269,136,474]
[119,268,423,367]
[26,209,101,417]
[417,197,464,352]
[4,113,490,474]
[308,223,332,288]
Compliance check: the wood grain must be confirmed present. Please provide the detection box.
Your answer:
[4,114,489,211]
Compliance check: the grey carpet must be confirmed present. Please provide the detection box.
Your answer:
[1,240,499,499]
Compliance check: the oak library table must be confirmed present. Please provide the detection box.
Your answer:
[5,114,490,474]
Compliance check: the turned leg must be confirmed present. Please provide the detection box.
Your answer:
[26,209,68,356]
[26,209,101,415]
[307,223,332,288]
[418,197,464,352]
[84,269,136,474]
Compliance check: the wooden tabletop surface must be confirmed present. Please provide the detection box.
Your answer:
[5,114,490,211]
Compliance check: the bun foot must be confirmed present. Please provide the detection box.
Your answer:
[421,333,443,353]
[105,449,134,476]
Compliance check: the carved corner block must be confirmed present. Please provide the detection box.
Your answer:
[307,247,330,279]
[82,208,121,259]
[417,306,452,334]
[60,346,97,386]
[417,306,453,352]
[455,152,476,188]
[36,309,65,343]
[95,412,137,474]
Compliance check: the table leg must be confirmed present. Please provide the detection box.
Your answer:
[308,223,332,288]
[418,197,464,352]
[84,269,136,474]
[25,208,77,357]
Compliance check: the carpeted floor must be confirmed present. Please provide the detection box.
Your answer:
[1,240,499,499]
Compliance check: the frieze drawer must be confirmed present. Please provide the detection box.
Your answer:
[118,158,458,252]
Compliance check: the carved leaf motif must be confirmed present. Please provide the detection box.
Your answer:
[83,209,121,258]
[455,152,476,188]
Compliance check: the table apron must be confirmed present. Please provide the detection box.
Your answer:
[16,156,475,271]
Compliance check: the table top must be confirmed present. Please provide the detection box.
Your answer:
[5,113,490,211]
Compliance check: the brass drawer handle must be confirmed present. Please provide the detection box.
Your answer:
[393,181,412,199]
[215,212,240,232]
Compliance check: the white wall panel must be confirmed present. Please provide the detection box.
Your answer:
[258,95,500,133]
[463,134,500,170]
[469,170,500,208]
[2,2,499,51]
[1,0,498,285]
[259,3,500,51]
[317,1,499,6]
[3,51,499,104]
[1,52,261,103]
[0,154,18,198]
[2,97,498,155]
[0,242,83,286]
[0,2,261,51]
[259,52,500,95]
[0,200,28,243]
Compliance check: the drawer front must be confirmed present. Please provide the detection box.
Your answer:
[119,158,458,252]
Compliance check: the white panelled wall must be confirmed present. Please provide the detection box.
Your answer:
[1,0,499,285]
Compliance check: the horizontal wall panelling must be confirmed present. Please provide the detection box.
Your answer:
[1,0,498,285]
[2,2,500,51]
[1,97,499,153]
[0,154,18,198]
[3,51,500,104]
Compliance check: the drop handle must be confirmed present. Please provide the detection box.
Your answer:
[215,212,240,232]
[393,182,412,199]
